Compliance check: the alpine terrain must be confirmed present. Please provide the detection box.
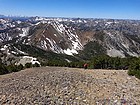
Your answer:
[1,16,140,105]
[1,16,140,65]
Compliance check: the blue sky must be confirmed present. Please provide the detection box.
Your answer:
[0,0,140,19]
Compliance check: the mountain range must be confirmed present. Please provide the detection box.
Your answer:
[1,15,140,65]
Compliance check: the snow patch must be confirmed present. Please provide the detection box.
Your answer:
[16,56,40,66]
[54,34,57,37]
[11,51,18,54]
[78,20,82,23]
[14,47,26,54]
[35,22,41,25]
[65,59,71,63]
[106,22,113,24]
[41,40,48,50]
[17,20,21,24]
[64,48,78,55]
[127,51,139,57]
[107,48,125,58]
[0,48,6,51]
[0,45,8,51]
[46,38,58,53]
[19,27,29,37]
[84,20,87,23]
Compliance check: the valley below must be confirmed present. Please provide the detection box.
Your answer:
[0,67,140,105]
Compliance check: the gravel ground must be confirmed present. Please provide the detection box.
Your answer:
[0,67,140,105]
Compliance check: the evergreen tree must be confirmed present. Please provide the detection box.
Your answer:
[25,63,32,68]
[33,63,40,67]
[0,63,9,75]
[17,64,24,70]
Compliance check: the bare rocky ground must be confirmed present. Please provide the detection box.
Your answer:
[0,67,140,105]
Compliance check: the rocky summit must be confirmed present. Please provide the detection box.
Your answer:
[0,67,140,105]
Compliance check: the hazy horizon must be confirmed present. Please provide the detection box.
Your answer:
[0,0,140,20]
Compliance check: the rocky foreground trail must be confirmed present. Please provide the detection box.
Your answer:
[0,67,140,105]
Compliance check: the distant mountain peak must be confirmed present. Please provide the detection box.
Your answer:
[1,16,140,59]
